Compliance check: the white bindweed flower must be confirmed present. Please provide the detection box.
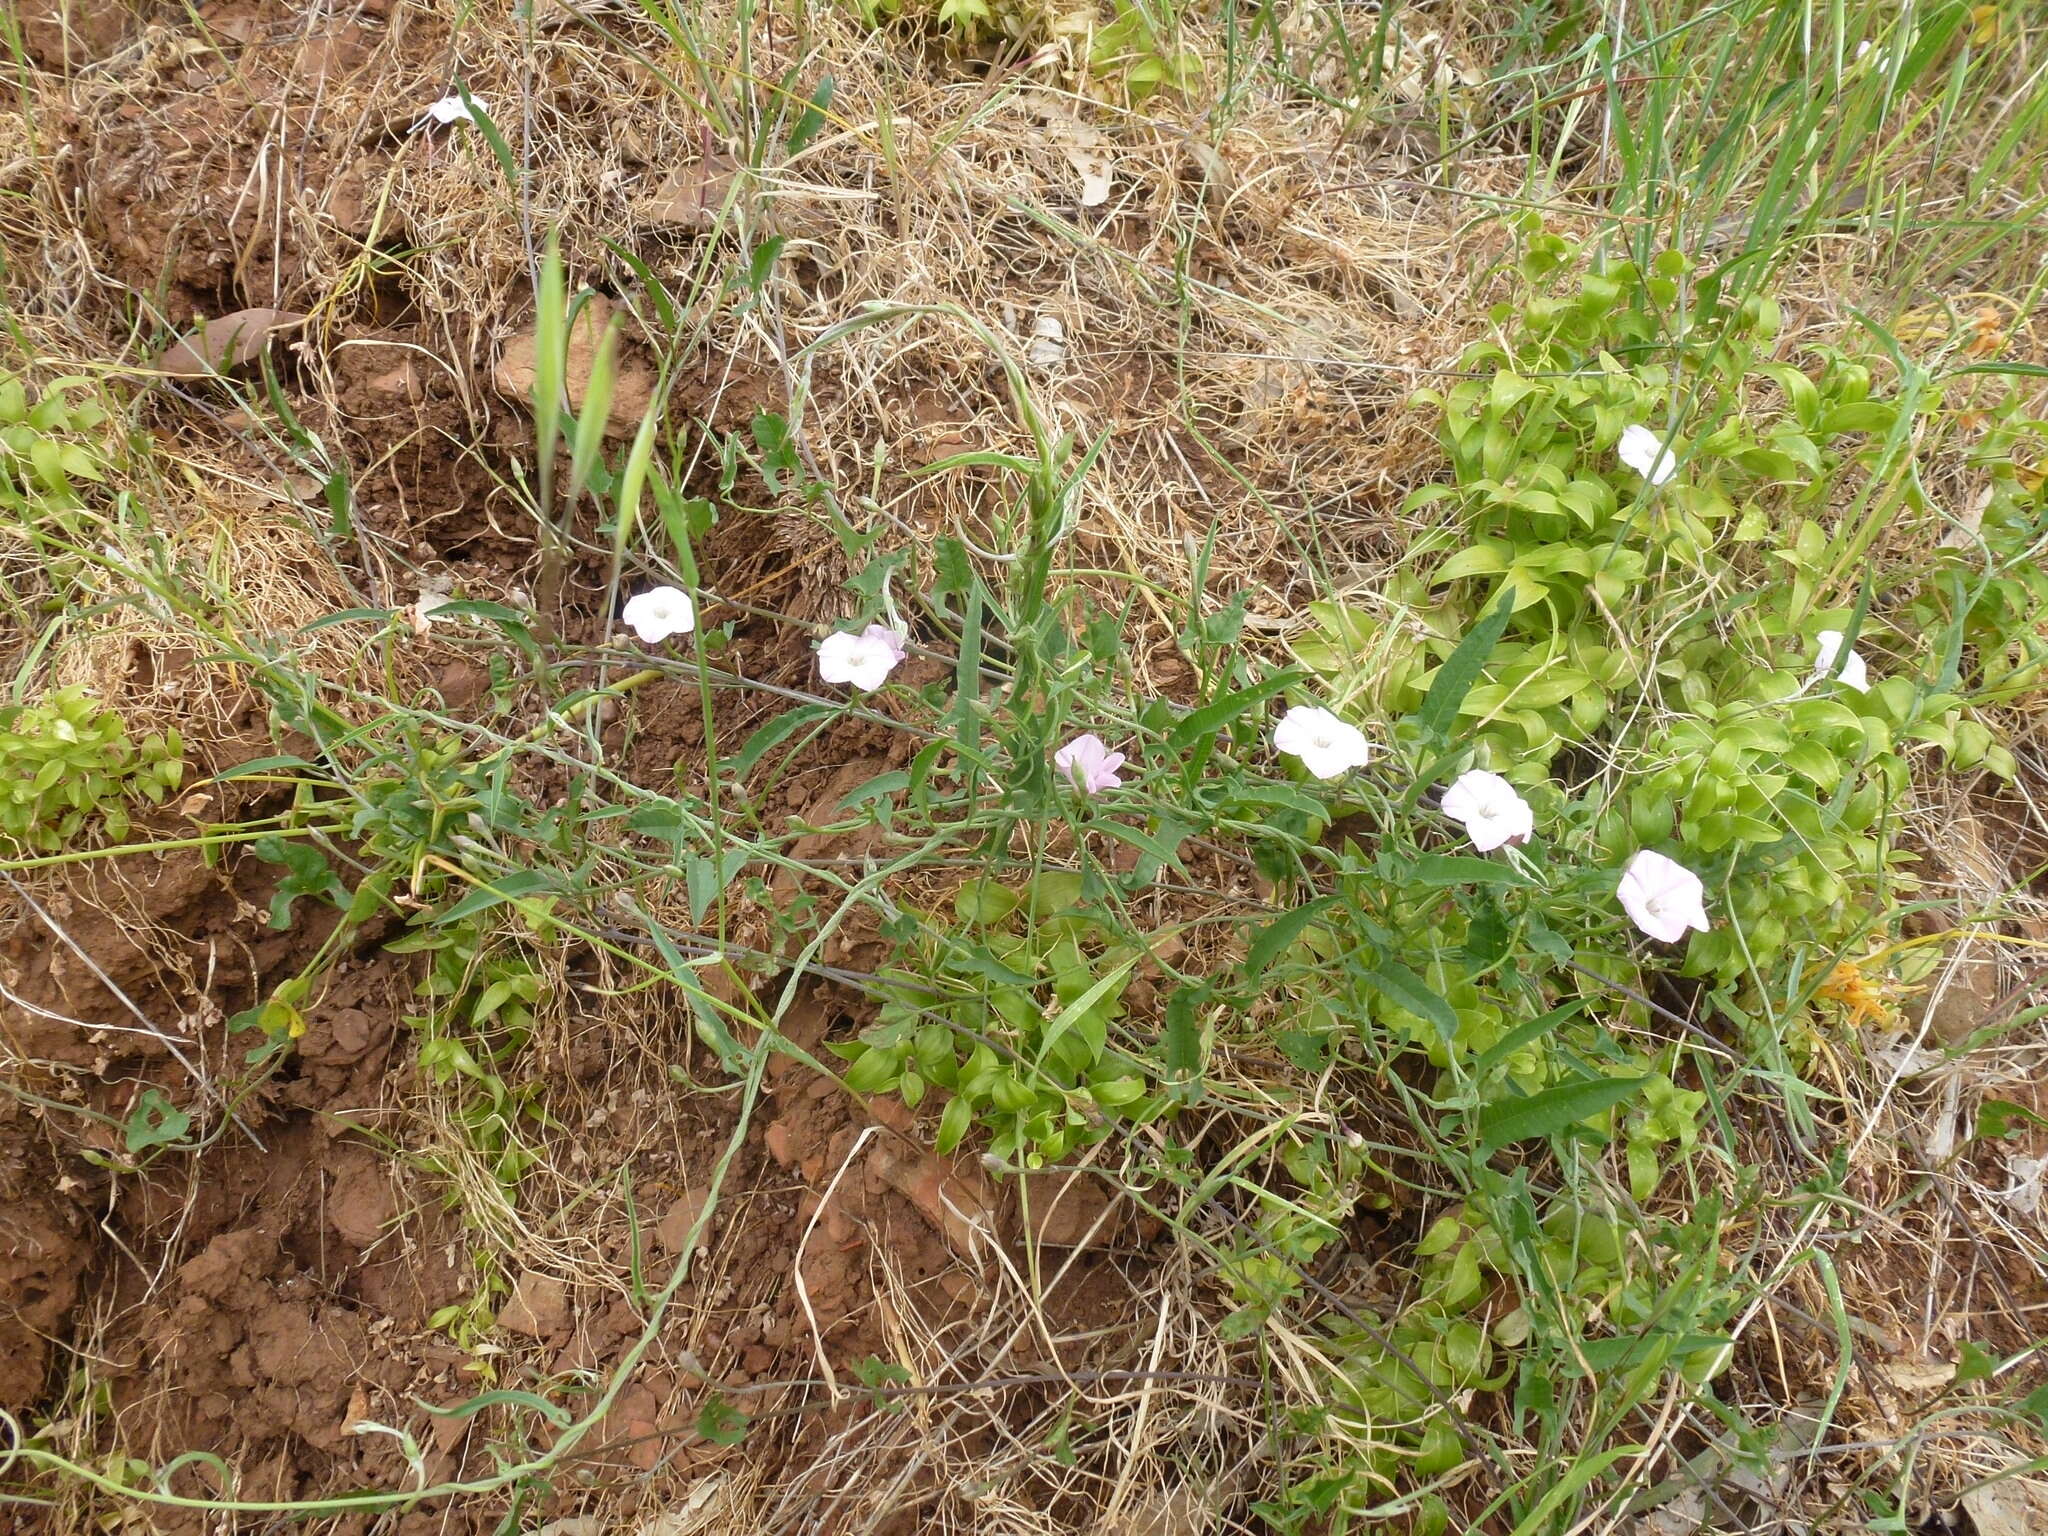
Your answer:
[1811,630,1870,693]
[1439,769,1534,853]
[1617,850,1711,944]
[622,586,696,644]
[1053,733,1126,795]
[1617,423,1679,486]
[1273,705,1373,781]
[817,624,907,691]
[419,93,485,128]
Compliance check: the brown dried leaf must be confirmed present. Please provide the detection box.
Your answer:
[156,309,309,378]
[636,152,738,228]
[1964,1477,2048,1536]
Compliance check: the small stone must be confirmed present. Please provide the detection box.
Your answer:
[868,1141,996,1260]
[492,294,655,441]
[656,1192,706,1255]
[1024,1171,1117,1249]
[498,1272,570,1339]
[428,1405,471,1454]
[764,1119,799,1168]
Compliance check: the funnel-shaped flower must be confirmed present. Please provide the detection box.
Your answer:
[1273,705,1372,781]
[1618,850,1710,944]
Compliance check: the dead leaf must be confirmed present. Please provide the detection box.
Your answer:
[1089,1485,1206,1536]
[156,309,309,378]
[1940,483,1993,549]
[1027,314,1066,370]
[1878,1355,1958,1395]
[1062,143,1114,207]
[1963,1476,2048,1536]
[637,150,739,227]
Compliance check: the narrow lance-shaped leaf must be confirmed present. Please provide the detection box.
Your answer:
[566,311,622,505]
[612,397,662,566]
[1479,1075,1648,1154]
[1417,584,1517,741]
[533,233,567,504]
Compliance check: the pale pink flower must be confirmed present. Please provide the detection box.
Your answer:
[419,93,486,128]
[1617,850,1710,944]
[817,624,907,691]
[1273,705,1372,781]
[1811,630,1870,692]
[1439,769,1534,852]
[621,586,695,644]
[1054,733,1125,795]
[1617,424,1679,485]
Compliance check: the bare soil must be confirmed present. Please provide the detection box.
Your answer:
[0,808,1168,1531]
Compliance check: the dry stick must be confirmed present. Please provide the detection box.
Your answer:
[0,869,265,1150]
[1102,1282,1175,1529]
[1562,956,1741,1061]
[793,1124,881,1401]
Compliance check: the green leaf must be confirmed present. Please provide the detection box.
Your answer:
[1471,1001,1588,1079]
[1370,963,1459,1043]
[254,837,348,930]
[299,607,397,633]
[1976,1097,2048,1141]
[1038,955,1136,1064]
[1434,543,1512,582]
[695,1397,752,1446]
[1416,586,1515,741]
[432,870,555,926]
[124,1088,190,1152]
[1243,896,1336,981]
[1162,982,1207,1083]
[685,847,752,925]
[751,411,800,493]
[459,88,524,197]
[839,770,909,812]
[1409,854,1535,888]
[852,1354,912,1408]
[2020,1382,2048,1426]
[842,1047,902,1095]
[935,1093,973,1154]
[1479,1076,1647,1153]
[1955,1339,1998,1387]
[533,232,567,469]
[1091,816,1192,879]
[1504,1447,1640,1536]
[954,878,1020,925]
[786,74,835,155]
[1165,668,1302,754]
[745,236,786,295]
[660,494,714,587]
[423,600,542,661]
[730,706,832,785]
[566,312,622,504]
[211,754,317,781]
[612,397,661,558]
